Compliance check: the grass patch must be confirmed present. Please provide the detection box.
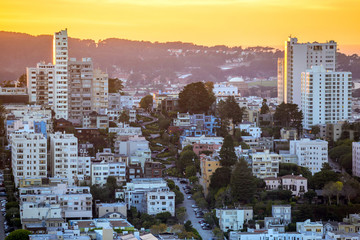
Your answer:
[248,80,277,87]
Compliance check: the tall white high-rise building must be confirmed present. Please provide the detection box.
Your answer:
[301,66,352,129]
[278,37,337,106]
[352,142,360,177]
[50,132,78,185]
[11,132,47,187]
[53,29,69,119]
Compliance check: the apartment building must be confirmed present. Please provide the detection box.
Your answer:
[91,160,126,186]
[181,135,224,149]
[216,208,253,232]
[301,66,352,129]
[121,178,175,216]
[92,69,109,113]
[50,132,78,185]
[280,128,298,141]
[278,37,337,106]
[192,143,221,156]
[290,139,328,174]
[251,150,281,179]
[68,58,94,125]
[236,122,262,138]
[108,122,142,136]
[19,184,92,226]
[27,62,55,107]
[272,205,292,225]
[230,229,303,240]
[352,142,360,177]
[115,135,150,157]
[11,132,47,187]
[199,153,221,196]
[53,29,69,119]
[213,83,240,103]
[264,174,308,196]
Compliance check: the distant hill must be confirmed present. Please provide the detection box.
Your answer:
[0,31,359,84]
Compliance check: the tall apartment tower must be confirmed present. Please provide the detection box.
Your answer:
[50,132,78,185]
[278,37,337,106]
[277,58,285,104]
[92,69,109,113]
[301,66,352,129]
[68,58,94,125]
[27,63,55,107]
[352,142,360,177]
[53,29,69,119]
[11,132,47,187]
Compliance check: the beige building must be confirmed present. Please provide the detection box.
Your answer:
[92,69,109,113]
[199,153,221,196]
[252,150,281,179]
[96,202,127,218]
[280,128,298,141]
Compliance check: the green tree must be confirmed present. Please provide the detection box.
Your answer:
[156,212,172,223]
[219,135,237,167]
[311,125,320,137]
[217,97,245,135]
[303,190,317,204]
[209,167,231,191]
[175,207,186,223]
[177,149,198,174]
[273,103,303,132]
[174,188,184,205]
[17,73,27,87]
[5,229,31,240]
[108,78,124,93]
[260,98,270,114]
[119,111,130,123]
[150,223,167,235]
[140,95,154,111]
[310,164,340,189]
[185,165,197,178]
[230,159,256,203]
[179,82,215,114]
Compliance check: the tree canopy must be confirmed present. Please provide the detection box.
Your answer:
[219,135,237,167]
[217,96,245,135]
[273,103,303,132]
[140,95,154,111]
[5,229,31,240]
[260,98,270,114]
[230,159,256,203]
[209,167,232,191]
[179,82,215,114]
[108,78,124,93]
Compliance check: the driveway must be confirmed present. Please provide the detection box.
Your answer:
[175,178,214,240]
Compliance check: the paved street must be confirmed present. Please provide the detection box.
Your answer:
[175,178,214,240]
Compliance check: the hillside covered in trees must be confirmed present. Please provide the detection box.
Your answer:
[0,31,359,84]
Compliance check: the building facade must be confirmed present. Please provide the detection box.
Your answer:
[216,208,253,232]
[290,139,328,175]
[353,142,360,177]
[278,37,336,106]
[301,66,352,129]
[251,150,281,179]
[11,132,47,187]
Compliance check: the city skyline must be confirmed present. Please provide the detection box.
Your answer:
[1,0,360,55]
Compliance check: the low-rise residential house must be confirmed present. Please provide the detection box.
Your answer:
[296,219,324,235]
[181,135,223,149]
[199,153,221,196]
[280,128,298,141]
[82,112,109,129]
[216,208,253,232]
[229,229,303,240]
[68,218,134,234]
[272,205,291,225]
[95,202,127,218]
[19,184,92,228]
[91,160,126,186]
[144,162,163,178]
[251,150,281,179]
[192,143,222,156]
[121,178,175,216]
[108,122,142,136]
[236,122,262,138]
[264,175,308,196]
[326,231,360,240]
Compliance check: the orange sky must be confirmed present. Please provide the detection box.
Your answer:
[1,0,360,54]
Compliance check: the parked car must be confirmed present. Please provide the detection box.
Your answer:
[191,204,198,208]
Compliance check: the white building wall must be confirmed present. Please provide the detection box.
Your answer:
[50,132,78,185]
[290,139,328,175]
[301,66,352,129]
[353,142,360,177]
[11,132,47,187]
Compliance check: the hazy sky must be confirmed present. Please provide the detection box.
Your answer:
[1,0,359,54]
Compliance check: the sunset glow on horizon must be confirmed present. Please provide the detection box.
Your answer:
[1,0,360,54]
